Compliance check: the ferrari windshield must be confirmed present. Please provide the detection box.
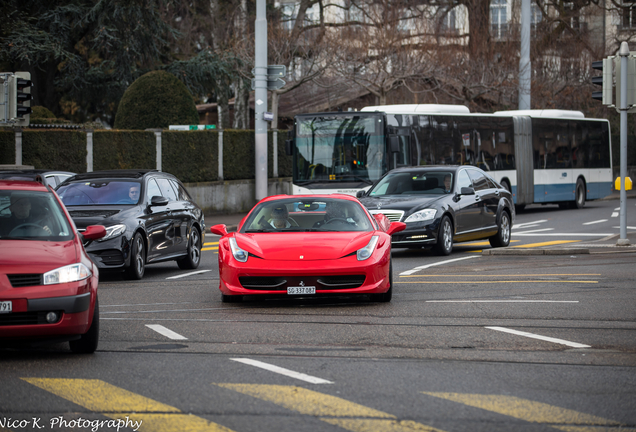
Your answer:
[57,180,142,206]
[0,190,74,241]
[242,198,374,233]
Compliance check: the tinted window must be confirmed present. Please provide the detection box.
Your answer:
[169,179,190,201]
[467,169,489,191]
[456,170,471,190]
[146,178,162,201]
[157,178,178,201]
[57,180,142,205]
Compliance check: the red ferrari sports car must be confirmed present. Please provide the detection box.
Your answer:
[0,180,106,352]
[210,194,406,303]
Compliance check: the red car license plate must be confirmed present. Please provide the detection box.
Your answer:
[0,301,12,313]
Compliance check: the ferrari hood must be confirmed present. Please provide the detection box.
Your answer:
[235,231,375,261]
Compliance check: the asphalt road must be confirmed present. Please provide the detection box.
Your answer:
[1,198,635,432]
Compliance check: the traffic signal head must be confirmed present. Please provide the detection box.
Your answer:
[592,59,613,105]
[15,72,32,122]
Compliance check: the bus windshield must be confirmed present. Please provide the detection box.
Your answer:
[294,114,387,184]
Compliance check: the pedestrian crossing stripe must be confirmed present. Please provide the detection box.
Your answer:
[21,378,234,432]
[421,392,633,431]
[215,383,446,432]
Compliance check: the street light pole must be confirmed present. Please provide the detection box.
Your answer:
[254,0,268,201]
[617,41,630,246]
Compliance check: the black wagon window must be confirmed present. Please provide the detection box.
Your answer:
[467,169,489,191]
[157,178,178,201]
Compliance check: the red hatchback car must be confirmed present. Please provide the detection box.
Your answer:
[210,194,406,303]
[0,180,106,353]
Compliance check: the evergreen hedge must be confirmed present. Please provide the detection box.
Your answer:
[0,128,291,182]
[114,71,199,130]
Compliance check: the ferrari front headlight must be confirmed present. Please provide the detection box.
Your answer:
[357,235,379,261]
[229,237,248,263]
[44,263,92,285]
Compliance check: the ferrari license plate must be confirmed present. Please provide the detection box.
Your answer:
[287,286,316,295]
[0,301,12,313]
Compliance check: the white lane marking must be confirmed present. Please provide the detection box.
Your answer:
[166,269,211,280]
[486,326,590,348]
[612,226,636,230]
[146,324,188,340]
[611,212,619,218]
[427,300,579,303]
[512,220,548,229]
[583,219,608,225]
[512,224,540,229]
[615,207,620,210]
[102,302,193,308]
[513,228,554,234]
[514,232,613,237]
[400,255,479,276]
[230,358,334,384]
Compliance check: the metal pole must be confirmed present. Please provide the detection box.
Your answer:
[272,91,279,177]
[254,0,268,200]
[617,42,630,246]
[155,130,162,172]
[15,128,22,165]
[519,0,531,110]
[218,129,224,181]
[86,130,93,172]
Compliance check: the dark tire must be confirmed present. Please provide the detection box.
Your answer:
[573,179,585,209]
[177,227,202,270]
[125,232,145,280]
[489,210,511,248]
[433,215,453,256]
[370,259,392,303]
[221,293,243,303]
[69,297,99,354]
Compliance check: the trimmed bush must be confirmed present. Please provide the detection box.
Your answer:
[30,106,56,120]
[114,70,199,130]
[93,131,156,171]
[163,130,218,182]
[0,131,15,164]
[21,131,86,171]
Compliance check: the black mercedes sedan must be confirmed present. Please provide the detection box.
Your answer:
[56,170,204,279]
[357,166,514,255]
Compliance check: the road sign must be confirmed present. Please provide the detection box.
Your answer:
[251,65,287,78]
[251,77,286,91]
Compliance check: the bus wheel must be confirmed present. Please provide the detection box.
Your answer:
[501,180,511,193]
[572,179,585,209]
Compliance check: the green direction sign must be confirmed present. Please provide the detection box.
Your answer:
[251,77,286,91]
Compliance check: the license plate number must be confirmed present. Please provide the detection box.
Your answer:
[287,286,316,295]
[0,301,12,313]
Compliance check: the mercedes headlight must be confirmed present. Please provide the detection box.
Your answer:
[405,209,437,223]
[44,263,91,285]
[97,224,126,242]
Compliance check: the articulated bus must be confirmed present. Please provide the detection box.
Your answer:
[286,104,612,209]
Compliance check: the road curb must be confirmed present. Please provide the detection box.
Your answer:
[482,248,590,256]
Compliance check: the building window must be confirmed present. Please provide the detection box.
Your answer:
[623,0,636,28]
[441,8,458,34]
[490,0,509,39]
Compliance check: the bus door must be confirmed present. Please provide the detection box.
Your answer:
[513,116,534,205]
[393,127,412,169]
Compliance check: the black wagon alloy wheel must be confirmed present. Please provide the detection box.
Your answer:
[126,232,146,280]
[434,215,453,256]
[178,227,202,270]
[489,210,511,248]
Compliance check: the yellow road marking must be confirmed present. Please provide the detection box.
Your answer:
[400,274,600,278]
[217,384,446,432]
[22,378,235,432]
[421,393,631,431]
[459,240,521,246]
[396,280,597,284]
[204,242,219,246]
[513,240,580,248]
[202,247,218,251]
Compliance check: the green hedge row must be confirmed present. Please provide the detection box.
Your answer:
[0,129,291,182]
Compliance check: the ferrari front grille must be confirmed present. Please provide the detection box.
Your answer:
[238,275,366,290]
[8,274,43,288]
